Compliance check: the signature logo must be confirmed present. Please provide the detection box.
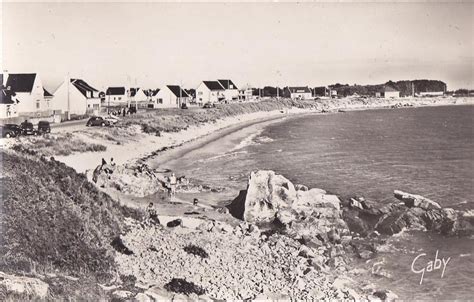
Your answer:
[411,250,451,285]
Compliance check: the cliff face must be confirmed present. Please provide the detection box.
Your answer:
[0,150,140,281]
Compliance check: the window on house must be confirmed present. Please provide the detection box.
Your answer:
[118,97,122,101]
[198,91,203,95]
[158,98,163,104]
[88,104,91,108]
[36,100,40,109]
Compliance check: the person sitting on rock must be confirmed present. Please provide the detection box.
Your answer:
[146,202,160,225]
[193,198,199,206]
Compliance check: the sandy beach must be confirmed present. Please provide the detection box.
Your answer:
[53,97,474,175]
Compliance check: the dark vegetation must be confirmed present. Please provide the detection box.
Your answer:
[183,244,209,258]
[328,80,447,97]
[0,150,142,298]
[164,278,206,296]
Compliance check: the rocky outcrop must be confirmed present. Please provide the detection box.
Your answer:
[394,190,441,210]
[343,191,473,236]
[228,170,341,223]
[0,272,49,300]
[228,170,298,222]
[90,163,165,197]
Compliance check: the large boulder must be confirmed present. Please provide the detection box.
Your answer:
[228,170,343,224]
[227,170,297,222]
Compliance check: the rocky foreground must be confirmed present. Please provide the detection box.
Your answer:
[2,158,472,300]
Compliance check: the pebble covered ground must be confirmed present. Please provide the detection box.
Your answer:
[116,220,361,300]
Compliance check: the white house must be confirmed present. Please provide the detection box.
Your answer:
[144,89,159,107]
[152,85,189,109]
[196,81,225,104]
[381,86,400,98]
[286,87,312,100]
[2,73,48,115]
[52,78,101,116]
[217,79,239,101]
[105,87,128,106]
[130,88,148,102]
[0,86,19,119]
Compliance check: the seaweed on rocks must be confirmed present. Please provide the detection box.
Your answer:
[111,237,134,255]
[183,245,209,258]
[164,278,206,296]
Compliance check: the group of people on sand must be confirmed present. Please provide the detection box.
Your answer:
[145,171,201,225]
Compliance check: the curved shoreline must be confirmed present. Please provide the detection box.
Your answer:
[145,110,311,169]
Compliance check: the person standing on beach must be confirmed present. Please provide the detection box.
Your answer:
[169,172,177,199]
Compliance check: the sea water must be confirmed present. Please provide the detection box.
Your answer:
[163,105,474,299]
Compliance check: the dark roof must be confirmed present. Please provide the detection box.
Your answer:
[71,79,98,98]
[106,87,126,95]
[43,88,53,97]
[217,79,238,90]
[202,81,224,91]
[143,89,160,97]
[129,87,141,97]
[167,85,189,98]
[287,87,311,93]
[5,73,37,93]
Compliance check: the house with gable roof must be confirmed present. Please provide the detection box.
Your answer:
[196,81,225,105]
[152,85,189,108]
[105,86,128,106]
[1,73,48,115]
[217,79,239,101]
[52,78,101,116]
[284,87,312,100]
[376,86,400,98]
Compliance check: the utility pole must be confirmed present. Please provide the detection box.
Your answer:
[66,74,70,120]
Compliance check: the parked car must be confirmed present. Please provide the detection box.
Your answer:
[181,103,188,109]
[37,121,51,134]
[20,121,38,136]
[3,124,23,137]
[86,116,110,127]
[101,115,120,125]
[1,124,20,138]
[203,102,216,109]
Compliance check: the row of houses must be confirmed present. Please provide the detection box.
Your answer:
[0,73,241,119]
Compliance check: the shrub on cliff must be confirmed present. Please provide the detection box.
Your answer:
[0,150,140,280]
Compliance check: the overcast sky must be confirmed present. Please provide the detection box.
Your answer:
[2,2,473,91]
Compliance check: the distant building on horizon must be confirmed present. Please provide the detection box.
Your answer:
[376,86,400,98]
[285,87,312,100]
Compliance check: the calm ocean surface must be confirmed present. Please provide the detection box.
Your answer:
[165,105,474,299]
